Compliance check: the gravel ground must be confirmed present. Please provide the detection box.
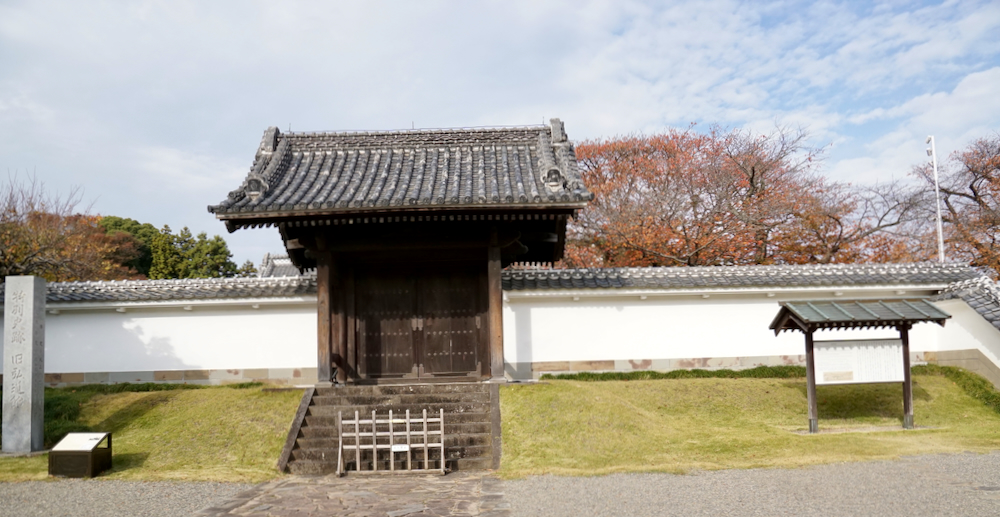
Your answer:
[0,480,253,517]
[504,452,1000,517]
[5,452,1000,516]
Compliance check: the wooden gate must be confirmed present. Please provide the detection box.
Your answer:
[355,265,485,379]
[336,409,446,475]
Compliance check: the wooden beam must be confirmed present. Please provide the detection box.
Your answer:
[316,251,333,384]
[900,324,914,429]
[488,228,504,380]
[805,330,818,434]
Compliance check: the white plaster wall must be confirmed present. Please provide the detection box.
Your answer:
[503,291,1000,367]
[920,299,1000,362]
[0,304,316,373]
[2,288,998,377]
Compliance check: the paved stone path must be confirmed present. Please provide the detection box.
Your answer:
[195,472,509,517]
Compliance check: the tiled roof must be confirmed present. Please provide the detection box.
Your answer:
[502,263,982,291]
[935,277,1000,332]
[208,119,593,218]
[258,253,306,278]
[0,276,317,304]
[770,299,950,334]
[0,263,984,305]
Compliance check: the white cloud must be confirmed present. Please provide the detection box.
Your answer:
[1,0,999,264]
[828,67,1000,183]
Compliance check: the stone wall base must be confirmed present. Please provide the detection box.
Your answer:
[0,367,320,388]
[507,353,936,381]
[924,349,1000,389]
[19,350,1000,389]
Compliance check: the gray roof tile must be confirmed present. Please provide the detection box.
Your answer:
[502,263,981,291]
[0,276,316,304]
[935,277,1000,332]
[0,263,983,306]
[258,253,304,278]
[209,120,593,218]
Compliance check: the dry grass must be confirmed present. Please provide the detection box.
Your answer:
[0,386,301,482]
[499,373,1000,478]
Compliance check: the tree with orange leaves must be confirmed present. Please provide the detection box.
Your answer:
[569,127,751,267]
[565,126,926,268]
[0,175,141,282]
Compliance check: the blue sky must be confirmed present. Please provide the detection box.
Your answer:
[1,0,998,266]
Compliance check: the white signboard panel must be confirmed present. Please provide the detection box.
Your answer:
[814,339,904,385]
[51,432,110,452]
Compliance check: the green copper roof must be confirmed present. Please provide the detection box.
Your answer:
[770,299,951,334]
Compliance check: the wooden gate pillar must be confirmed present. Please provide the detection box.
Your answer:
[316,251,334,385]
[487,228,504,380]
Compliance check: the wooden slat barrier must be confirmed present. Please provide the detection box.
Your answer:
[336,409,446,476]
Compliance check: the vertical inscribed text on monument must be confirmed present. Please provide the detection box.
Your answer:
[2,276,46,453]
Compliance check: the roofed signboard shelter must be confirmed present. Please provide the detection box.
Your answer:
[209,120,592,384]
[770,299,951,433]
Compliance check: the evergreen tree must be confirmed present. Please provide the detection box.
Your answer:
[98,216,159,276]
[146,225,257,279]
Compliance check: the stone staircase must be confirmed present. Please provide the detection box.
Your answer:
[278,383,500,475]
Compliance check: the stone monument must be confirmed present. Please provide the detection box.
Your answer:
[2,276,46,453]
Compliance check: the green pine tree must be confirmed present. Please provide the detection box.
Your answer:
[148,225,183,279]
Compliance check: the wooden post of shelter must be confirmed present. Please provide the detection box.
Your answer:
[900,324,914,429]
[805,330,818,434]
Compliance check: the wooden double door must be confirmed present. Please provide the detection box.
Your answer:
[356,264,486,379]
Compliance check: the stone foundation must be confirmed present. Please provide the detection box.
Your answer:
[507,352,936,380]
[0,367,320,388]
[924,349,1000,389]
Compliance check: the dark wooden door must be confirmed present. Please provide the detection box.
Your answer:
[356,270,417,378]
[419,266,481,376]
[355,264,483,379]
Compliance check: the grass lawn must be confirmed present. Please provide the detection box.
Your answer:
[499,366,1000,478]
[0,384,301,483]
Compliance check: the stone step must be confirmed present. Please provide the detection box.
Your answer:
[304,410,490,426]
[302,419,492,436]
[315,383,490,397]
[311,392,491,406]
[296,432,492,451]
[291,444,491,463]
[286,456,491,476]
[298,425,339,438]
[284,382,497,475]
[308,401,489,417]
[297,418,489,439]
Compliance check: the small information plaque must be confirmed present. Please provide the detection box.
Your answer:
[391,444,410,453]
[49,432,112,478]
